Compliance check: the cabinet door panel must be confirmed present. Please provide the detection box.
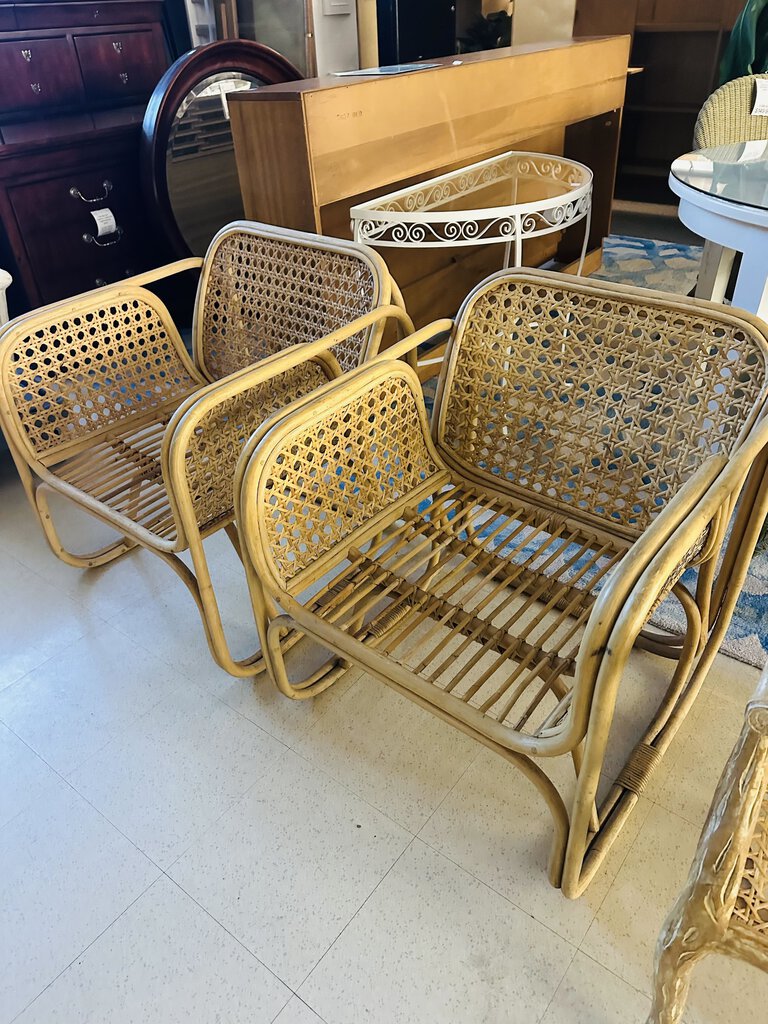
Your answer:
[0,37,83,114]
[74,28,166,102]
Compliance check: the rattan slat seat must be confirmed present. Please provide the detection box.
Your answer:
[0,220,410,676]
[648,665,768,1023]
[237,269,768,897]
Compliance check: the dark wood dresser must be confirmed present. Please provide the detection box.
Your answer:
[0,0,173,317]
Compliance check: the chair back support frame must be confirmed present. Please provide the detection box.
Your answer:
[236,270,768,897]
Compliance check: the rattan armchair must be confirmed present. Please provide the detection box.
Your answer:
[236,269,768,896]
[693,74,768,304]
[0,222,412,676]
[648,665,768,1023]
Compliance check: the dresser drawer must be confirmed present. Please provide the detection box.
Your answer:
[0,6,16,31]
[74,29,165,102]
[0,37,83,114]
[14,2,164,30]
[9,163,149,303]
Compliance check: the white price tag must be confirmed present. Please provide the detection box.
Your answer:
[90,208,117,237]
[752,78,768,117]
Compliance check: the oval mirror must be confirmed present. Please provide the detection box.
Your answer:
[142,40,301,258]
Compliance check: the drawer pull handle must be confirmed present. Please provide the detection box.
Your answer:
[93,7,100,17]
[69,180,113,203]
[82,227,123,247]
[119,72,129,85]
[112,41,123,53]
[21,49,31,62]
[30,82,41,95]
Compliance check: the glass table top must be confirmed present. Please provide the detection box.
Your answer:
[671,142,768,211]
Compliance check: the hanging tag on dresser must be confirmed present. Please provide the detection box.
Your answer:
[90,208,118,236]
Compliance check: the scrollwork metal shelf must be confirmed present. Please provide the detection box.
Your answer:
[351,150,593,271]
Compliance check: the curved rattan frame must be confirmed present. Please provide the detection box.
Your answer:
[0,219,413,676]
[648,666,768,1023]
[235,268,768,896]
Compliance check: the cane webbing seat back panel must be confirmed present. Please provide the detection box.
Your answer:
[1,288,201,467]
[197,222,389,381]
[254,366,443,591]
[434,272,767,538]
[170,359,333,537]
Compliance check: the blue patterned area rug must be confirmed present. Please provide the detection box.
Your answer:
[425,235,768,667]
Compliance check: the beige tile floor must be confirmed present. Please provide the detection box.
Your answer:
[0,464,766,1024]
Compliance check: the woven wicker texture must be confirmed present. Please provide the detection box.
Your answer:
[5,295,199,460]
[439,277,765,534]
[294,481,625,735]
[182,361,332,533]
[649,669,768,1023]
[56,414,178,541]
[733,787,768,936]
[200,229,379,379]
[694,74,768,149]
[258,370,441,584]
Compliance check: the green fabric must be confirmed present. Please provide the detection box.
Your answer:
[720,0,768,84]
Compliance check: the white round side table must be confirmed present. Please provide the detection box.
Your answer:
[670,142,768,320]
[351,150,593,273]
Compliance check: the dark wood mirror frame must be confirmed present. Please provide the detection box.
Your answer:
[141,39,301,259]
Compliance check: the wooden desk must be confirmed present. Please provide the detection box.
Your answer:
[230,37,631,327]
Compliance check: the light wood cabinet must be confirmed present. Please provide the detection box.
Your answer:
[230,37,631,327]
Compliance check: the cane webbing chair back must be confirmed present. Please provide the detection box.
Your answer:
[694,74,768,149]
[195,221,390,381]
[433,271,767,539]
[648,667,768,1023]
[165,357,336,538]
[247,362,444,593]
[0,288,201,468]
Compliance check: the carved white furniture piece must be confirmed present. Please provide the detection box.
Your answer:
[350,150,594,272]
[648,663,768,1023]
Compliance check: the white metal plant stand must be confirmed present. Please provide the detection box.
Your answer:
[351,150,594,271]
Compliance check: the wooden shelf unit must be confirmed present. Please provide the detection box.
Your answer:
[574,0,745,204]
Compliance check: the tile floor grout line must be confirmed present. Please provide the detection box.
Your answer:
[293,833,419,996]
[413,829,582,954]
[159,872,295,1001]
[7,873,159,1024]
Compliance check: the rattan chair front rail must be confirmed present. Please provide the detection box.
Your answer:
[0,220,413,676]
[236,268,768,897]
[648,664,768,1023]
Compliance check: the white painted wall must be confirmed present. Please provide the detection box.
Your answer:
[313,0,360,75]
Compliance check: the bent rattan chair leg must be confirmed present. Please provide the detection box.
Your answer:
[267,615,351,699]
[34,483,135,568]
[156,548,267,678]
